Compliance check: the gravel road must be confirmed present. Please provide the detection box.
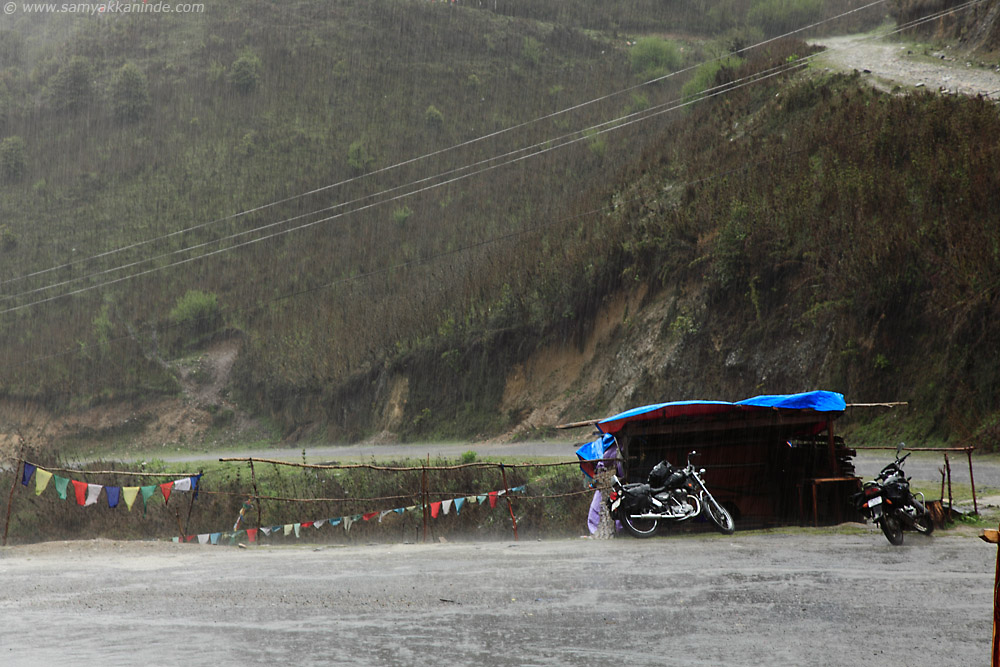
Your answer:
[0,531,993,666]
[813,34,1000,98]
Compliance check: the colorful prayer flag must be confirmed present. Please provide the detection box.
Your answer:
[122,487,140,511]
[54,476,70,501]
[34,469,53,496]
[71,479,88,505]
[159,481,173,505]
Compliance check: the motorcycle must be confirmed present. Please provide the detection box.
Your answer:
[853,447,934,545]
[606,450,735,538]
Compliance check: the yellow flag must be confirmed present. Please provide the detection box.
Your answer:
[34,469,53,496]
[122,486,140,511]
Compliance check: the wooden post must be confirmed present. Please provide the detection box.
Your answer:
[422,456,429,543]
[499,464,518,541]
[2,459,23,547]
[182,470,201,537]
[969,448,980,515]
[826,419,837,475]
[978,525,1000,667]
[249,458,262,529]
[945,454,953,514]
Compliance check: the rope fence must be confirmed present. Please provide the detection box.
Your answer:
[3,454,612,546]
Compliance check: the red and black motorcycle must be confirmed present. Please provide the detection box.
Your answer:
[853,448,934,545]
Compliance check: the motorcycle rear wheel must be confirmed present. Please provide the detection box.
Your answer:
[703,496,735,535]
[621,512,659,538]
[880,514,904,546]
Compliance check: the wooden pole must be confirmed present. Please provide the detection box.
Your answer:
[969,448,980,515]
[995,535,1000,667]
[980,526,1000,667]
[945,454,953,515]
[2,459,23,547]
[826,419,837,475]
[249,458,262,530]
[499,464,518,542]
[422,456,429,543]
[182,470,201,537]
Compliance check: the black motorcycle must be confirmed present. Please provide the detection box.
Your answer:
[607,451,735,538]
[853,449,933,545]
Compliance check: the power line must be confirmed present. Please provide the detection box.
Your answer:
[0,0,980,312]
[0,0,892,292]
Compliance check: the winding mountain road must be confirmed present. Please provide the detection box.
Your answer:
[813,33,1000,98]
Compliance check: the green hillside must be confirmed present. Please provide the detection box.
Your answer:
[4,0,999,450]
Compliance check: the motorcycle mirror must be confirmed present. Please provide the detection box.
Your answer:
[896,442,904,456]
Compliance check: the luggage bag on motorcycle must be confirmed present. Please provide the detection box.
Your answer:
[648,461,685,489]
[621,484,652,512]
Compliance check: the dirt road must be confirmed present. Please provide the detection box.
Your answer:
[813,34,1000,98]
[0,530,993,666]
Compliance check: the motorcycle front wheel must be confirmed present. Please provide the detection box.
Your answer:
[703,495,735,535]
[880,514,904,546]
[621,512,659,538]
[913,512,934,535]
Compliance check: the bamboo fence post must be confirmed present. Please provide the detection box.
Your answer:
[499,463,518,542]
[422,456,429,543]
[249,458,262,529]
[945,454,953,515]
[969,448,979,515]
[2,458,22,547]
[182,470,201,537]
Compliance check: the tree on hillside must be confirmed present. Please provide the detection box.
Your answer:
[111,63,151,122]
[0,135,26,183]
[49,56,94,113]
[229,50,262,94]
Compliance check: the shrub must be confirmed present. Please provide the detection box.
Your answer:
[629,37,682,78]
[681,56,744,102]
[0,135,26,183]
[110,63,151,122]
[347,138,373,172]
[49,56,93,113]
[229,50,262,94]
[168,290,222,346]
[425,104,444,127]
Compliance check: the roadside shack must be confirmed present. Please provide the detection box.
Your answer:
[568,391,859,527]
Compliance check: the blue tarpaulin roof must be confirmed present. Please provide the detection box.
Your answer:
[595,390,846,436]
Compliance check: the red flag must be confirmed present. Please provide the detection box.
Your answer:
[301,521,314,528]
[71,479,87,506]
[362,512,378,521]
[159,481,173,505]
[247,528,258,543]
[430,502,441,518]
[488,491,498,508]
[186,535,196,543]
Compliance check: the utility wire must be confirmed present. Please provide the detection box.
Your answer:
[0,56,812,308]
[0,0,892,291]
[0,0,977,310]
[0,59,810,316]
[0,1,986,362]
[0,0,981,312]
